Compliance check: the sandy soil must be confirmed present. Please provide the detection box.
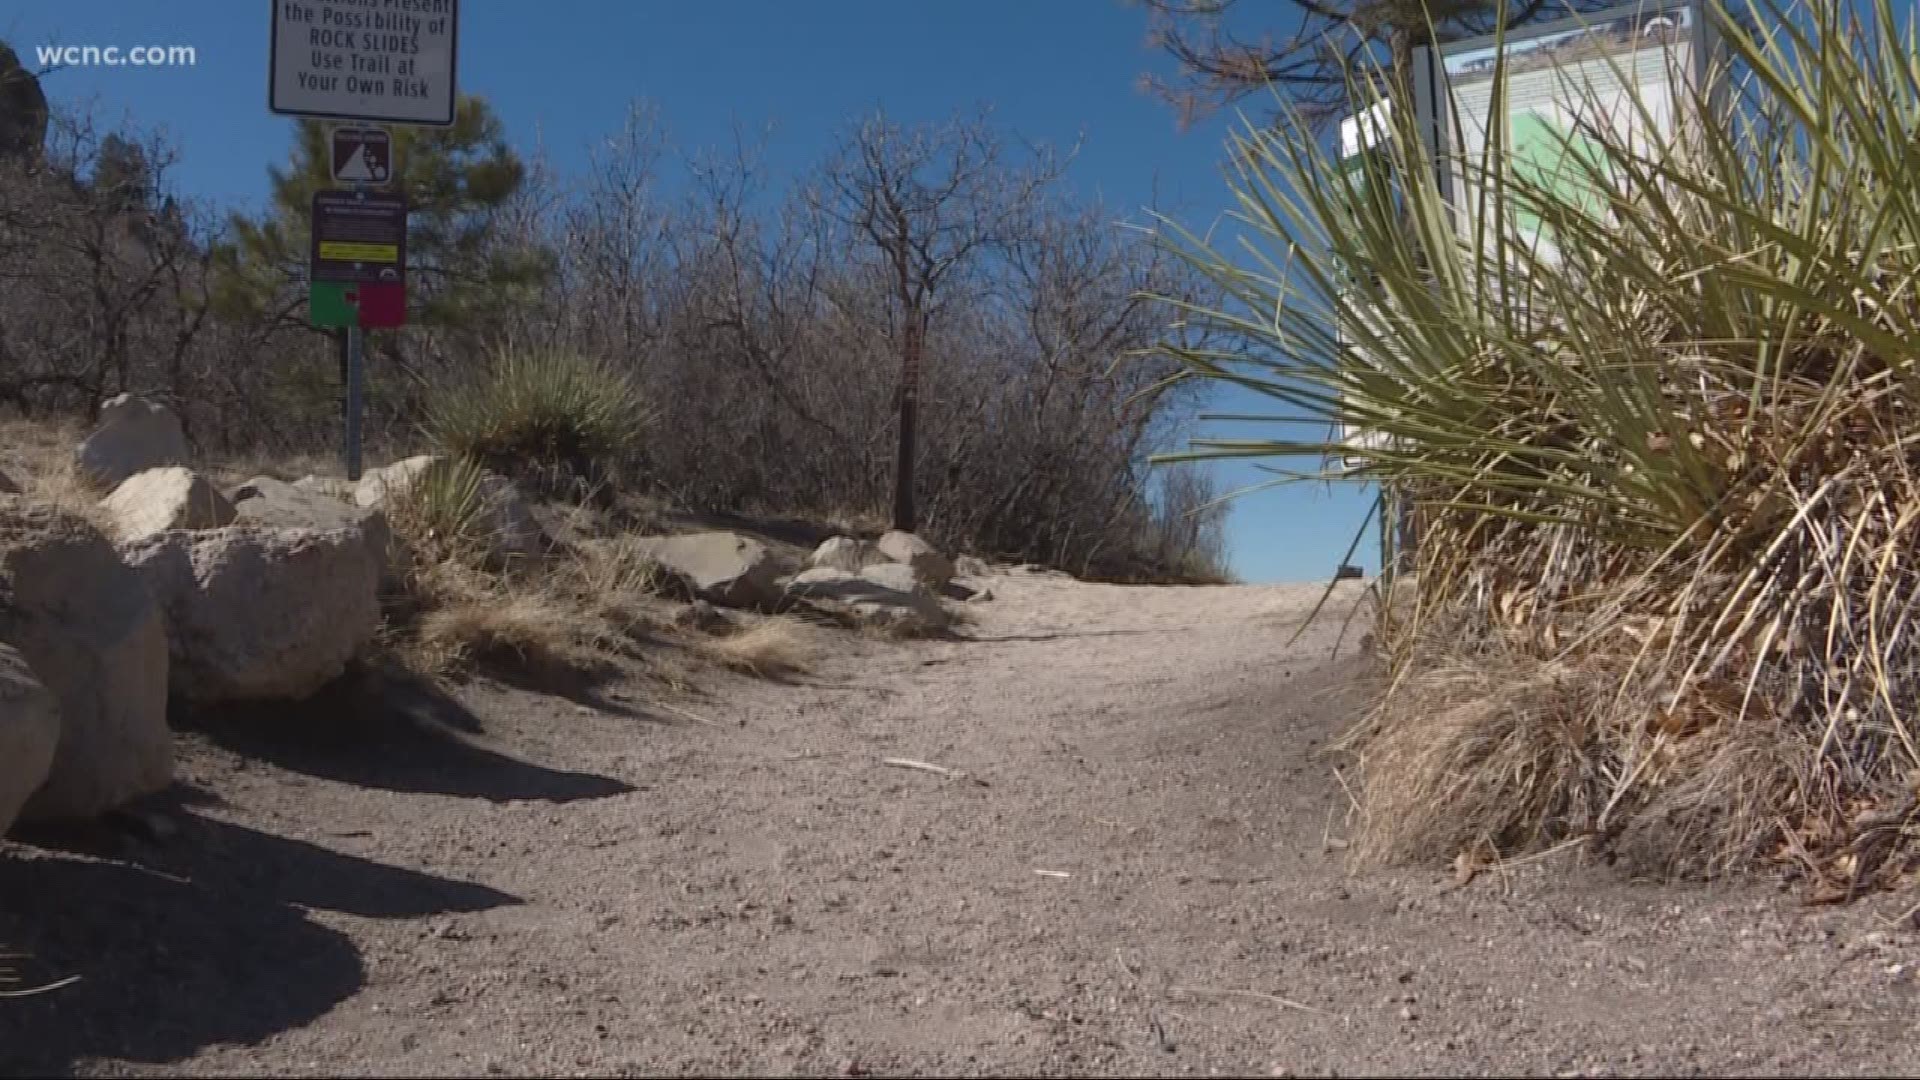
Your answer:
[5,572,1920,1077]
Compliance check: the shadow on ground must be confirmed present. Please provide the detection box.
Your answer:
[175,665,636,804]
[0,803,521,1076]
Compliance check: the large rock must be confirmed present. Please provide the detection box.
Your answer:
[807,536,881,573]
[119,525,381,704]
[0,498,170,821]
[876,530,955,586]
[0,42,49,163]
[0,468,18,495]
[100,466,236,541]
[74,393,191,490]
[634,532,783,610]
[954,554,991,579]
[0,644,59,834]
[786,566,951,634]
[229,476,391,575]
[353,454,442,508]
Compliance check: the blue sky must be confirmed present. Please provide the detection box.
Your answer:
[4,1,1380,584]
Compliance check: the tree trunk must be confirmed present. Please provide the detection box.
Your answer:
[891,309,921,532]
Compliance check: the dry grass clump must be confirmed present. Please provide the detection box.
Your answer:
[379,458,658,676]
[0,416,115,532]
[410,581,603,676]
[1157,0,1920,890]
[692,616,818,678]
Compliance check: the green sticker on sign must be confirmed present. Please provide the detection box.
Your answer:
[309,281,356,328]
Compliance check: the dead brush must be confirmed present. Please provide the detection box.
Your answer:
[0,416,115,532]
[691,615,818,678]
[382,473,698,679]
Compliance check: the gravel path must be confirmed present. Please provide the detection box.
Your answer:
[5,572,1920,1076]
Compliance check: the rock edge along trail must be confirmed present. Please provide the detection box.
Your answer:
[8,573,1920,1076]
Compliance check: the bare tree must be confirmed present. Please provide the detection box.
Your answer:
[0,114,213,420]
[1138,0,1613,126]
[807,112,1072,531]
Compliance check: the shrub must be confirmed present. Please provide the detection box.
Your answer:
[426,348,646,497]
[1155,0,1920,887]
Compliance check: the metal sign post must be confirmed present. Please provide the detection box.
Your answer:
[345,325,364,479]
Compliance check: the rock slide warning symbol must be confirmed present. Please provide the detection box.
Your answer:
[330,127,392,186]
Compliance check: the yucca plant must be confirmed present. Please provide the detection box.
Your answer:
[427,347,648,497]
[1154,0,1920,889]
[383,453,495,569]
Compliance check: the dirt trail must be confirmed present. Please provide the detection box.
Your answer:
[5,573,1920,1077]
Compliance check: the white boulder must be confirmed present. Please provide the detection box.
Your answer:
[229,476,391,574]
[74,393,191,490]
[119,525,381,704]
[353,454,442,509]
[0,497,171,821]
[807,536,881,573]
[99,466,237,541]
[876,530,955,586]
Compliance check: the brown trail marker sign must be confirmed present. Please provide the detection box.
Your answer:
[308,190,409,481]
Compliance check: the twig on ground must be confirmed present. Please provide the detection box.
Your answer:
[1331,767,1361,816]
[1033,869,1072,878]
[656,700,728,727]
[1170,984,1337,1019]
[882,756,957,777]
[881,757,989,786]
[1489,835,1591,874]
[1880,898,1920,929]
